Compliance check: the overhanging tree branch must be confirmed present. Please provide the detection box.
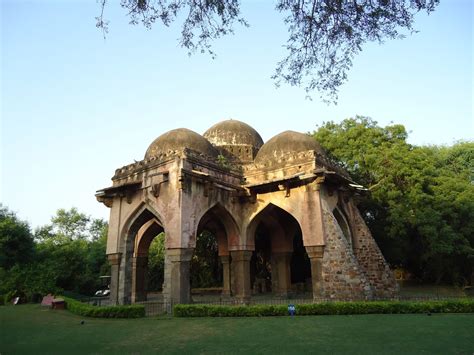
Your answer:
[97,0,439,103]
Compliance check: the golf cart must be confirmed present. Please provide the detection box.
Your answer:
[94,275,111,297]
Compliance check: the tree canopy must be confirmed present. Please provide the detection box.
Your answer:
[0,208,109,302]
[0,205,35,270]
[97,0,439,102]
[312,117,474,284]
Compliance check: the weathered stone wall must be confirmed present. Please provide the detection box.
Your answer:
[344,200,398,298]
[321,209,373,300]
[100,121,400,305]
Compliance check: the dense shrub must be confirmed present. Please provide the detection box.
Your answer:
[174,300,474,317]
[295,300,474,315]
[64,297,145,318]
[174,304,286,317]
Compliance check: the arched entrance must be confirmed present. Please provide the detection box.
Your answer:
[194,203,239,299]
[117,206,165,304]
[132,218,165,302]
[248,203,311,298]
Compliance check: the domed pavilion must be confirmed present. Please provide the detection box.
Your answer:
[97,119,397,305]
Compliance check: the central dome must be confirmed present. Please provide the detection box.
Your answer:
[255,130,325,165]
[145,128,218,159]
[203,119,264,151]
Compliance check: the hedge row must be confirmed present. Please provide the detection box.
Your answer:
[174,304,287,317]
[173,300,474,317]
[64,297,145,318]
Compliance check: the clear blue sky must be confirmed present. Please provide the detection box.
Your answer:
[1,0,473,228]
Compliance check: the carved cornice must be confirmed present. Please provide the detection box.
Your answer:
[96,181,141,205]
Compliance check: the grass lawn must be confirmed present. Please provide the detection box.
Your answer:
[1,304,473,354]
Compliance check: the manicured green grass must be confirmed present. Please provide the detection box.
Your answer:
[1,304,473,354]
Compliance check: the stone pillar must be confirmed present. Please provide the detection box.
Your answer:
[167,248,193,304]
[230,250,252,303]
[220,255,231,297]
[131,256,148,303]
[107,253,122,306]
[272,252,292,297]
[306,246,325,299]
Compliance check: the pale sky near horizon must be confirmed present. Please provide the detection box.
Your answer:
[1,0,473,229]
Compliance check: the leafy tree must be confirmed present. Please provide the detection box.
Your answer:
[0,207,109,300]
[190,230,222,288]
[97,0,438,102]
[147,232,165,291]
[49,208,90,240]
[312,117,474,285]
[0,205,35,270]
[33,208,109,295]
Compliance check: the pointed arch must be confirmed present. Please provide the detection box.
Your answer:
[120,202,165,251]
[246,203,306,295]
[115,203,165,305]
[134,218,164,257]
[246,203,300,249]
[195,202,240,252]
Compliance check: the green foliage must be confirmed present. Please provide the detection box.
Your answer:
[0,207,109,301]
[216,154,231,170]
[190,230,222,288]
[0,205,35,270]
[174,304,287,317]
[98,1,438,102]
[174,300,474,317]
[64,297,145,318]
[32,208,109,295]
[312,117,474,285]
[147,232,165,291]
[296,300,474,315]
[1,263,62,302]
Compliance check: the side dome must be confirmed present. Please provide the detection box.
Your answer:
[145,128,218,159]
[254,130,325,165]
[203,119,264,162]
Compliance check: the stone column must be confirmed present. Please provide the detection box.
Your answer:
[167,248,193,304]
[131,256,148,303]
[306,246,325,300]
[230,250,252,303]
[220,255,231,297]
[107,253,122,306]
[272,252,292,297]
